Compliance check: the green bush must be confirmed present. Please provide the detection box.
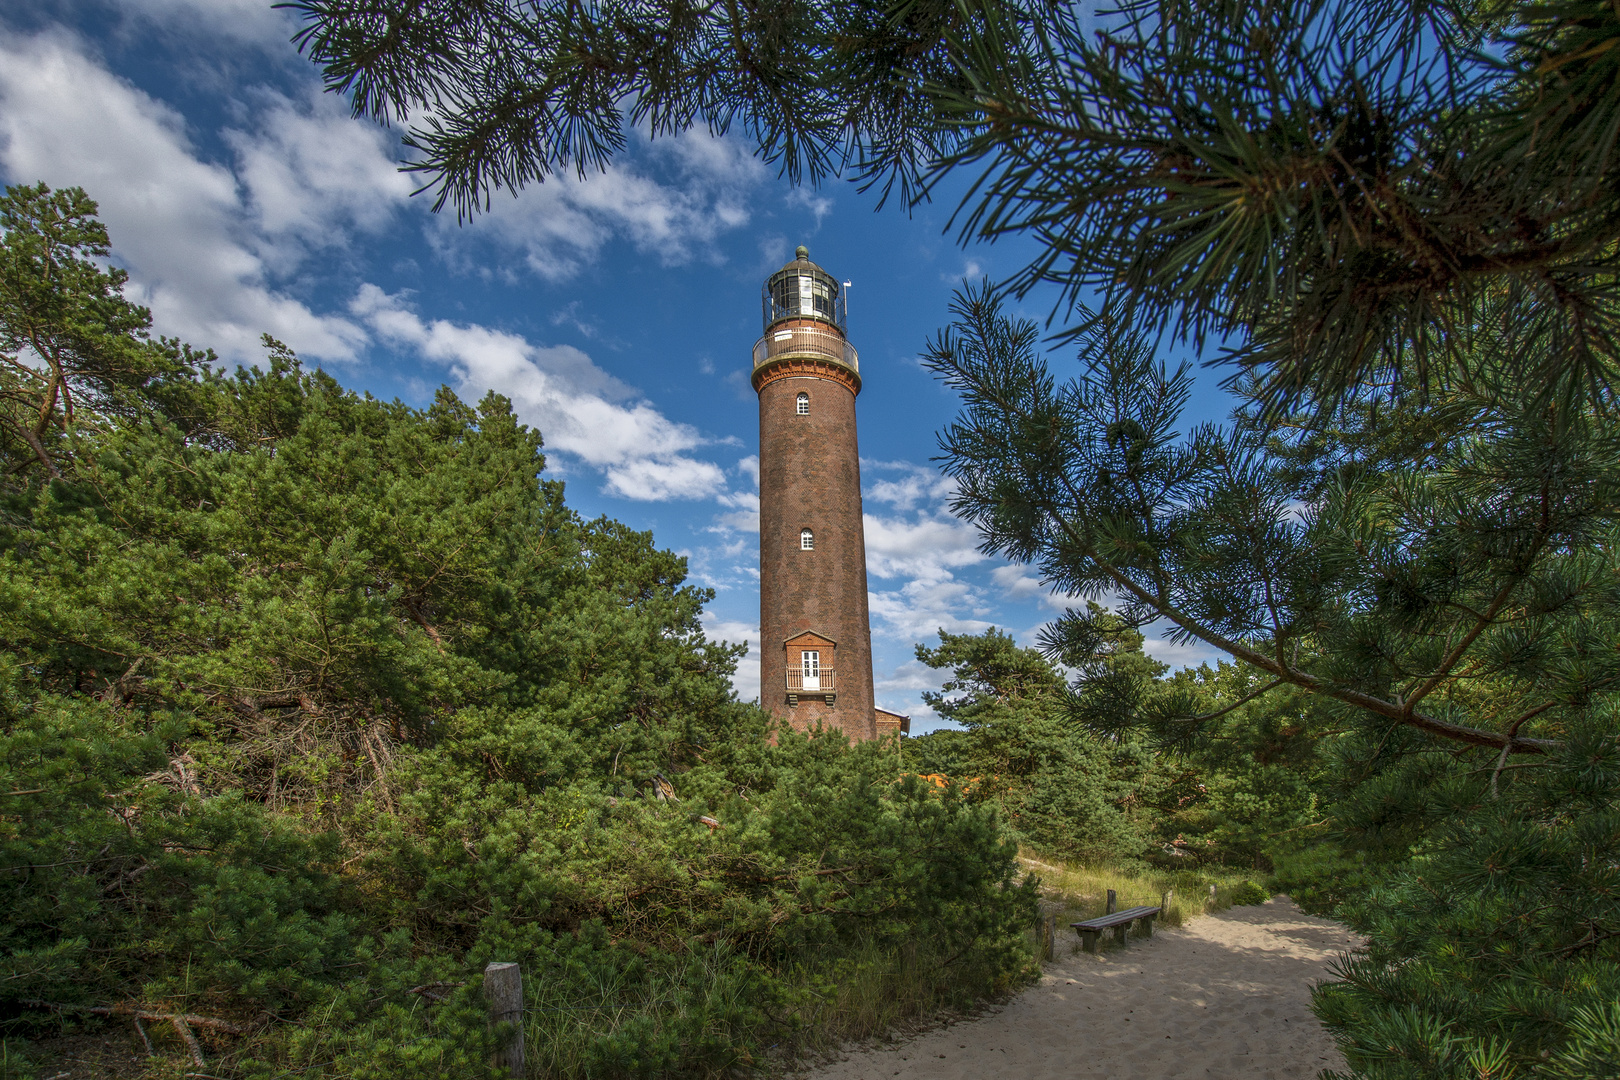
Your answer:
[1227,881,1269,906]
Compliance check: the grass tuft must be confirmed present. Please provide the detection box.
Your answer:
[1018,848,1274,953]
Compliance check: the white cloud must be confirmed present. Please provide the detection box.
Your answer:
[0,31,367,361]
[111,0,298,49]
[786,187,833,226]
[226,89,413,271]
[1140,631,1226,672]
[863,512,984,582]
[990,564,1046,601]
[874,658,951,729]
[702,614,761,702]
[864,460,956,512]
[353,286,728,501]
[942,258,984,284]
[869,577,994,642]
[707,457,761,532]
[432,130,767,281]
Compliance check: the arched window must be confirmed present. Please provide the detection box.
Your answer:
[800,528,814,550]
[796,392,809,415]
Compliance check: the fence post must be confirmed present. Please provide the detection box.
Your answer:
[1105,889,1117,915]
[1209,883,1218,906]
[1045,914,1057,961]
[484,961,525,1079]
[1160,888,1172,916]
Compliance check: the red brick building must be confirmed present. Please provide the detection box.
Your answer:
[753,247,885,742]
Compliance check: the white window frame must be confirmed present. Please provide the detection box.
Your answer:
[800,528,814,550]
[796,392,809,415]
[801,650,821,691]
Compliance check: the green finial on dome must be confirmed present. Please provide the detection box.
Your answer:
[795,244,809,260]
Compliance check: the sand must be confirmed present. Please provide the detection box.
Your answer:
[796,897,1362,1080]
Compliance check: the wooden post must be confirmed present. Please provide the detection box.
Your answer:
[485,961,525,1079]
[1105,889,1117,915]
[1045,914,1057,961]
[1209,883,1217,906]
[1161,888,1173,916]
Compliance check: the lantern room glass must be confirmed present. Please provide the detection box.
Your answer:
[762,262,846,331]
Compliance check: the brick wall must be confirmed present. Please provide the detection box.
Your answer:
[757,350,876,742]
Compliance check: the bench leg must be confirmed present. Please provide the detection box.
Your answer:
[1078,929,1100,954]
[1140,915,1155,939]
[1113,921,1130,946]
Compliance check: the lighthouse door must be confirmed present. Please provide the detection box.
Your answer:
[801,651,821,692]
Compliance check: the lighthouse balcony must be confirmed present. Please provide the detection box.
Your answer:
[753,325,859,374]
[785,667,836,706]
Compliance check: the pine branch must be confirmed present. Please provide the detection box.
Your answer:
[16,999,250,1033]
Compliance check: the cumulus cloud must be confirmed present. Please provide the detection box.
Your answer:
[353,286,728,501]
[432,130,767,280]
[1140,632,1226,672]
[701,614,761,702]
[868,576,993,642]
[874,658,951,730]
[864,460,957,512]
[226,89,414,271]
[110,0,298,49]
[0,31,368,361]
[990,564,1047,601]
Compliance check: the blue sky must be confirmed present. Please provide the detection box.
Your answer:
[0,0,1236,730]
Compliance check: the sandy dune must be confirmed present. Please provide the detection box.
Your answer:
[798,897,1361,1080]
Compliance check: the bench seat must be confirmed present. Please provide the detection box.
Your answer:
[1069,905,1161,953]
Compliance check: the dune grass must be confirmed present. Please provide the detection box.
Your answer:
[1018,848,1273,954]
[517,931,1032,1077]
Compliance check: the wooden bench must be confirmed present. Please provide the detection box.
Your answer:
[1070,905,1161,953]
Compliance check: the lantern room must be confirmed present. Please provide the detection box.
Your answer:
[762,246,847,332]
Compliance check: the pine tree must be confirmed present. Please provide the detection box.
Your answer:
[909,623,1163,862]
[920,284,1620,1078]
[0,184,200,478]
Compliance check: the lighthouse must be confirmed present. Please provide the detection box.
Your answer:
[753,246,877,741]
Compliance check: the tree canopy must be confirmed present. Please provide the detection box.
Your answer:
[292,0,1620,411]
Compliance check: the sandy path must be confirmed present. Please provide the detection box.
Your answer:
[798,897,1361,1080]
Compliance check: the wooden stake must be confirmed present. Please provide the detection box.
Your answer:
[1105,889,1117,915]
[1161,888,1173,916]
[484,962,525,1079]
[1045,914,1057,961]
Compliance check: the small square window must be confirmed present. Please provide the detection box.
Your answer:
[800,528,814,550]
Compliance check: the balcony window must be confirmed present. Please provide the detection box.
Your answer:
[801,650,821,690]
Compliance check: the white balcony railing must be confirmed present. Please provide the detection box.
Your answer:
[752,325,858,373]
[785,668,836,693]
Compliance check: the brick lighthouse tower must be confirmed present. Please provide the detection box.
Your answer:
[753,246,876,741]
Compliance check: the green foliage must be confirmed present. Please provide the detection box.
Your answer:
[0,183,202,477]
[908,625,1156,862]
[918,284,1620,1074]
[283,4,1620,1076]
[295,1,1620,413]
[1226,881,1268,907]
[0,198,1035,1075]
[910,621,1325,872]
